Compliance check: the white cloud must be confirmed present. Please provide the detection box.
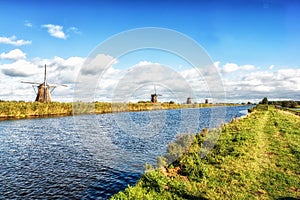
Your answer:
[42,24,67,39]
[0,56,299,103]
[223,63,239,73]
[0,60,37,77]
[214,61,221,69]
[109,62,204,103]
[80,54,118,76]
[0,36,32,46]
[24,21,33,27]
[2,68,30,77]
[50,56,84,84]
[0,56,86,101]
[240,64,256,71]
[27,56,85,84]
[74,59,208,103]
[0,49,26,60]
[222,63,256,74]
[74,54,121,102]
[221,65,300,102]
[133,61,160,67]
[68,26,81,34]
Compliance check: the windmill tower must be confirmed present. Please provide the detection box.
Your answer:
[151,85,162,103]
[22,64,67,102]
[186,97,192,104]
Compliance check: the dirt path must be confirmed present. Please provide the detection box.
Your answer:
[253,110,271,170]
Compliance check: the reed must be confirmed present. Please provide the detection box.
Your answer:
[0,101,241,119]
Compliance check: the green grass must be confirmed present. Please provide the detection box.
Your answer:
[111,107,300,199]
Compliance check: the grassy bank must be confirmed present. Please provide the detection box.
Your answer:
[0,101,73,119]
[0,101,239,119]
[276,106,300,116]
[111,106,300,199]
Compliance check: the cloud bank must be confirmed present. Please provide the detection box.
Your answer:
[219,63,300,102]
[0,51,299,103]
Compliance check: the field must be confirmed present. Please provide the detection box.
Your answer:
[111,106,300,199]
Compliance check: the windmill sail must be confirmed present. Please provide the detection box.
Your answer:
[21,81,42,85]
[151,84,162,103]
[21,64,67,102]
[44,64,47,102]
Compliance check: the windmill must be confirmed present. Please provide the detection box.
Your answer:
[151,85,162,103]
[186,97,192,104]
[186,91,192,104]
[21,64,67,102]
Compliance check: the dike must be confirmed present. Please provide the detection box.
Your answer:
[111,106,300,199]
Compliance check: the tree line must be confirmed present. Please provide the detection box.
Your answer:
[259,97,299,108]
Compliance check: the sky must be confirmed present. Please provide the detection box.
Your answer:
[0,0,300,103]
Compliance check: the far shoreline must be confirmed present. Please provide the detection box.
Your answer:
[0,101,247,121]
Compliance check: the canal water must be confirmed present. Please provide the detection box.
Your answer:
[0,106,250,199]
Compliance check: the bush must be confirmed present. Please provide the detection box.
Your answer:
[261,97,268,105]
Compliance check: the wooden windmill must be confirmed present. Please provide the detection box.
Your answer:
[151,85,162,103]
[186,92,192,104]
[186,97,192,104]
[22,64,67,102]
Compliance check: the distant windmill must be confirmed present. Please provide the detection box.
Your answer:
[186,91,192,104]
[186,97,192,104]
[22,64,67,102]
[151,85,162,103]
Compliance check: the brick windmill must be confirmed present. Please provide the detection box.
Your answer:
[151,85,162,103]
[22,64,67,102]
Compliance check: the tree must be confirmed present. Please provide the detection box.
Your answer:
[261,97,268,105]
[290,101,298,108]
[281,101,290,108]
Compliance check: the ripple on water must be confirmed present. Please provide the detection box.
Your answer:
[0,106,250,199]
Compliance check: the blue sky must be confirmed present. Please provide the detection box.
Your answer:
[0,0,300,102]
